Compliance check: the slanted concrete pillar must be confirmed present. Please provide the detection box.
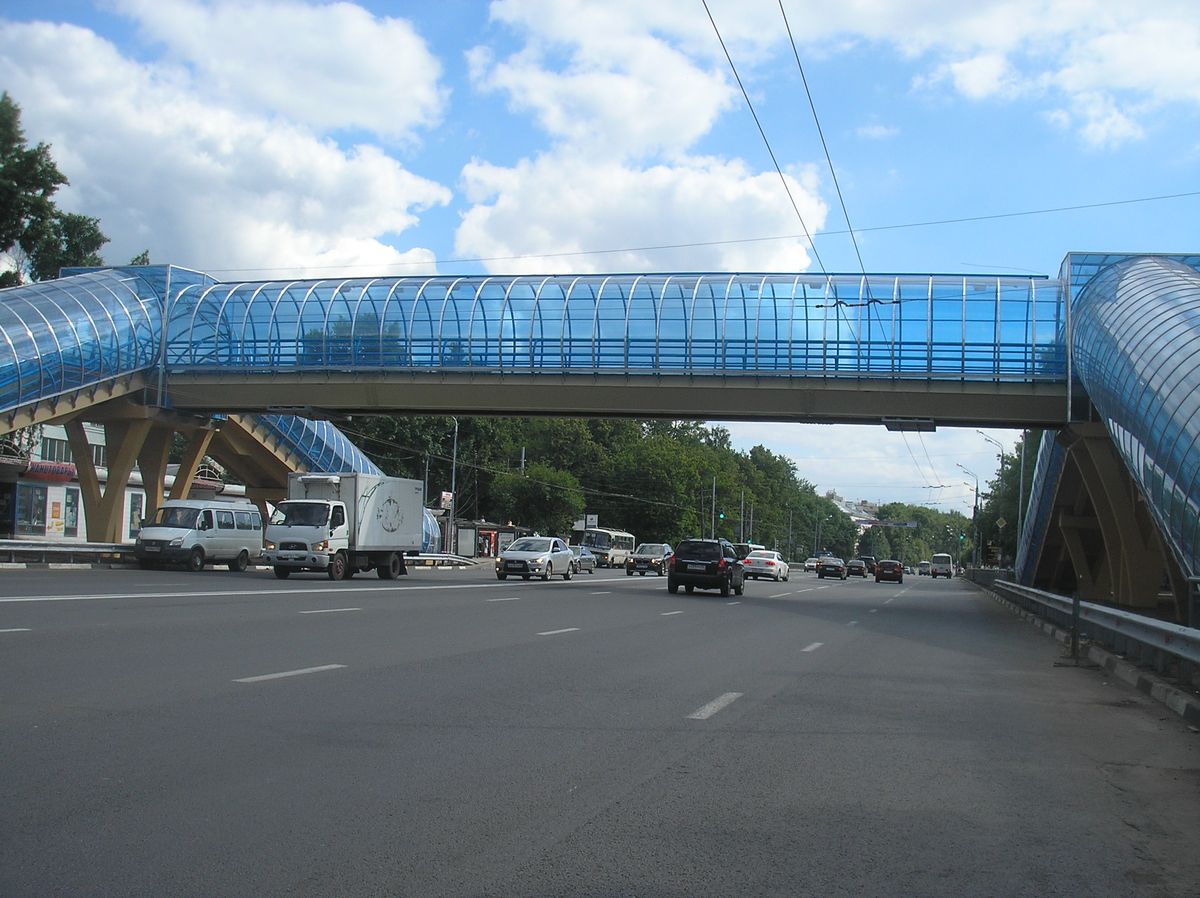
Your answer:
[136,425,174,522]
[66,419,153,542]
[169,429,215,500]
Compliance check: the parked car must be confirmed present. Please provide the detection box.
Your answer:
[846,558,868,577]
[804,557,820,572]
[135,499,263,572]
[743,549,789,581]
[875,559,904,583]
[667,538,744,597]
[856,555,877,575]
[496,536,574,581]
[626,542,673,576]
[569,545,597,574]
[817,557,848,579]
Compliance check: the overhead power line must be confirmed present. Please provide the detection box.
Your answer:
[200,189,1200,276]
[701,0,828,276]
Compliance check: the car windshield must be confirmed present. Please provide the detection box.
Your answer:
[634,543,664,556]
[509,538,553,553]
[270,502,329,527]
[148,507,201,529]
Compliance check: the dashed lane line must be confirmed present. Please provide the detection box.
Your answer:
[0,627,32,632]
[847,620,858,626]
[298,608,361,615]
[769,591,791,598]
[726,601,741,605]
[802,642,824,652]
[537,628,580,637]
[234,664,346,684]
[486,597,523,602]
[660,611,684,616]
[686,692,743,720]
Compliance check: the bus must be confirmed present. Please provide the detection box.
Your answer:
[930,553,954,578]
[579,527,636,567]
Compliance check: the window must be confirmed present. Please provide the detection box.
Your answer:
[235,511,254,530]
[64,488,79,538]
[128,493,143,539]
[16,484,47,536]
[40,437,72,463]
[216,510,235,530]
[250,512,262,530]
[331,506,345,528]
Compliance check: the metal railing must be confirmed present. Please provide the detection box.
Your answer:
[0,539,137,565]
[990,579,1200,686]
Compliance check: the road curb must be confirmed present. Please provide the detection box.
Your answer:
[983,585,1200,727]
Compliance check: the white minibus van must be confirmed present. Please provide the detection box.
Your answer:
[930,553,954,578]
[135,499,263,572]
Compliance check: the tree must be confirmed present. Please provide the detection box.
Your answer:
[128,250,150,266]
[0,92,107,286]
[490,462,584,536]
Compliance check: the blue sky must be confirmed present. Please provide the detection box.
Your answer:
[2,1,1197,512]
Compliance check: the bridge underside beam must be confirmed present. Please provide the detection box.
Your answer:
[1029,423,1187,620]
[0,373,150,438]
[165,373,1069,428]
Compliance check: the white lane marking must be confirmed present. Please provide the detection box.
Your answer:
[537,628,580,636]
[769,591,791,598]
[686,692,743,720]
[726,601,741,605]
[884,597,895,605]
[802,642,824,652]
[661,610,684,616]
[0,581,538,604]
[298,608,361,615]
[234,664,346,683]
[847,620,858,626]
[814,586,830,590]
[870,608,878,613]
[486,596,522,602]
[590,591,612,595]
[794,587,816,593]
[0,627,32,632]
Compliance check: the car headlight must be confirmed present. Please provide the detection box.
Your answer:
[313,540,329,552]
[263,541,275,551]
[169,537,183,547]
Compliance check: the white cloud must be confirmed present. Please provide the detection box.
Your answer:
[942,52,1023,100]
[112,0,446,140]
[0,20,451,273]
[456,153,827,273]
[856,123,899,140]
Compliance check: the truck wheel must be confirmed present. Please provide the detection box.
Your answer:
[542,563,552,582]
[186,548,204,572]
[327,552,347,581]
[273,566,291,579]
[377,553,402,580]
[228,550,249,573]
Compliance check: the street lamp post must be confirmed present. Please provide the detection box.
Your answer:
[447,416,458,554]
[957,463,979,567]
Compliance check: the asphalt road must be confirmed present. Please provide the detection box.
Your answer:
[2,564,1198,897]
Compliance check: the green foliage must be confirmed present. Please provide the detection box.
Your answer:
[0,92,108,284]
[858,527,892,560]
[128,249,150,266]
[489,462,584,535]
[976,430,1041,567]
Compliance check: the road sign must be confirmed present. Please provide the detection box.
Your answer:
[996,517,1008,530]
[881,520,919,529]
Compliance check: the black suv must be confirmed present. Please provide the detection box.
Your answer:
[667,538,745,597]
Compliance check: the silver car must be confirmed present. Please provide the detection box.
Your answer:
[569,545,597,574]
[496,536,575,581]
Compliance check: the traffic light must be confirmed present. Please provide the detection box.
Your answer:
[959,532,965,543]
[719,511,726,520]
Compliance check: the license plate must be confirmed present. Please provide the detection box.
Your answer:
[145,546,160,553]
[688,563,707,571]
[506,562,522,569]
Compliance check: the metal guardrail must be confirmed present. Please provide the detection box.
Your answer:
[0,539,136,565]
[990,580,1200,682]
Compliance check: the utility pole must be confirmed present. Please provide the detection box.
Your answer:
[447,417,458,554]
[788,507,793,560]
[710,476,716,539]
[739,490,745,542]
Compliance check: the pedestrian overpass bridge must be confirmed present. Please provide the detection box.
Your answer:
[0,254,1197,623]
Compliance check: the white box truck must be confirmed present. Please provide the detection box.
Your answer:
[263,473,425,580]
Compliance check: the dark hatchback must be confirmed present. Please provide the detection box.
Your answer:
[846,559,868,577]
[667,538,744,597]
[875,559,904,583]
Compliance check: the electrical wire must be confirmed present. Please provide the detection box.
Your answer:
[701,0,827,276]
[193,190,1200,276]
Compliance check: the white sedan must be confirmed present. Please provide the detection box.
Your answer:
[742,550,790,581]
[496,536,575,581]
